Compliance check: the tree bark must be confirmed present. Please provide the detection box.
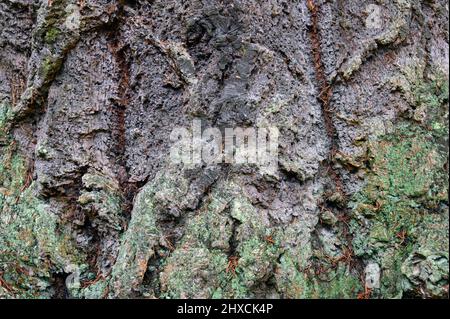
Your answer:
[0,0,448,298]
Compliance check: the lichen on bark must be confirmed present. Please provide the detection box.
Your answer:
[0,0,448,299]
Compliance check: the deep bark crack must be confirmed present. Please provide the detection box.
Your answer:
[306,0,364,280]
[307,0,344,193]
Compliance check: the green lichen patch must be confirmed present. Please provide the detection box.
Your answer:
[274,221,363,299]
[160,182,284,299]
[110,164,203,298]
[78,278,110,299]
[310,264,362,299]
[40,55,64,80]
[109,181,159,298]
[275,251,311,298]
[1,121,85,298]
[222,196,281,298]
[274,250,362,299]
[401,213,449,298]
[78,172,125,232]
[412,73,449,110]
[412,73,449,136]
[0,144,26,201]
[390,63,449,135]
[44,27,61,44]
[0,183,85,298]
[0,102,13,144]
[160,246,228,299]
[159,183,235,299]
[349,122,449,298]
[109,164,194,297]
[160,183,347,299]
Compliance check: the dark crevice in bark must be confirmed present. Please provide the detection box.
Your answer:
[142,253,163,298]
[228,213,240,259]
[307,0,364,279]
[415,2,434,80]
[307,0,344,194]
[106,4,137,221]
[51,272,69,299]
[8,72,26,108]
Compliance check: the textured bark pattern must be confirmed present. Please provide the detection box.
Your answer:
[0,0,448,298]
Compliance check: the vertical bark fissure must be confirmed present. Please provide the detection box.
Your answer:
[306,0,363,278]
[306,0,343,193]
[107,8,135,219]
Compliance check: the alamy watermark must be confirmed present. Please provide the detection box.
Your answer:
[169,120,279,175]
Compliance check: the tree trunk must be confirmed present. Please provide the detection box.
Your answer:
[0,0,448,298]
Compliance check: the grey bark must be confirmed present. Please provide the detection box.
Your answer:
[0,0,448,299]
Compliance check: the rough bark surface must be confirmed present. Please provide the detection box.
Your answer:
[0,0,448,298]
